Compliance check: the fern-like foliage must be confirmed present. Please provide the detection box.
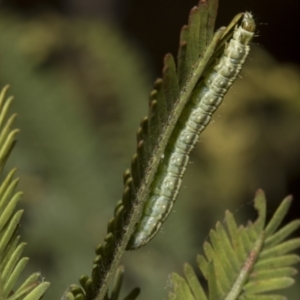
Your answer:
[169,190,300,300]
[64,1,253,299]
[0,86,49,300]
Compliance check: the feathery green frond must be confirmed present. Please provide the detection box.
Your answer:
[0,86,49,300]
[72,1,251,298]
[169,190,300,300]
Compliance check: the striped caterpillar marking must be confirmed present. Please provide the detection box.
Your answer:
[128,12,256,250]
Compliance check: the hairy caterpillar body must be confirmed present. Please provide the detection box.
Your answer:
[128,12,256,250]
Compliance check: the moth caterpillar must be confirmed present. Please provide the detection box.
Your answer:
[128,12,256,250]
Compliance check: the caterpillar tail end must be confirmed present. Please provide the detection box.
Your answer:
[127,222,161,250]
[126,233,146,250]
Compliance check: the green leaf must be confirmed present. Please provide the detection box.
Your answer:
[3,257,29,297]
[0,86,49,300]
[169,190,300,300]
[0,210,24,256]
[264,196,293,237]
[183,263,207,300]
[83,1,247,298]
[169,273,195,300]
[0,192,23,231]
[1,243,26,280]
[22,282,51,300]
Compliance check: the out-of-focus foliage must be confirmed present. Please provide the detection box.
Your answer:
[0,10,150,300]
[0,86,50,300]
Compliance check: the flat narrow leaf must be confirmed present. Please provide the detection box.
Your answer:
[259,238,300,259]
[209,229,234,288]
[244,277,295,294]
[163,54,179,111]
[0,129,19,170]
[3,257,29,297]
[206,0,218,42]
[203,241,215,262]
[265,196,293,238]
[147,99,160,151]
[0,169,17,201]
[0,95,13,128]
[154,78,168,129]
[215,222,240,272]
[264,220,300,248]
[9,280,39,300]
[253,189,267,234]
[177,25,188,87]
[22,282,50,300]
[0,114,17,148]
[169,273,195,300]
[0,192,23,231]
[212,257,229,295]
[130,153,141,191]
[0,235,20,270]
[210,226,235,287]
[0,85,10,110]
[250,267,298,281]
[239,226,254,254]
[15,273,43,294]
[183,263,207,300]
[197,254,208,279]
[186,6,202,68]
[207,261,220,300]
[253,254,300,271]
[2,242,26,280]
[197,0,210,52]
[178,0,213,86]
[224,233,264,300]
[0,210,23,256]
[0,178,19,215]
[225,211,246,262]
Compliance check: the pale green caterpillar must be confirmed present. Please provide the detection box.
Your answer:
[128,12,256,250]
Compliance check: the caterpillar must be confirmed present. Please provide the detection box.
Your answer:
[128,12,256,250]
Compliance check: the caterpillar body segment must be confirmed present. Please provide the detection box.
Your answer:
[128,12,256,250]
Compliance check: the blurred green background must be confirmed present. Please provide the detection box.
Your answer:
[0,0,299,299]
